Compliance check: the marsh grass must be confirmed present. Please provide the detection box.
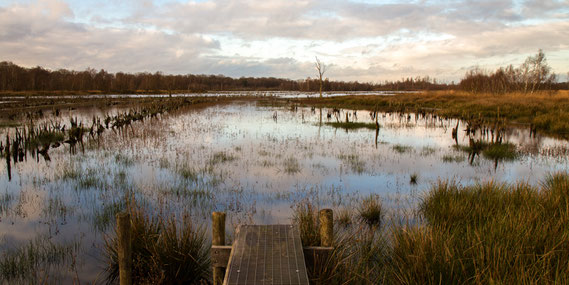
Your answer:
[293,201,320,246]
[0,235,79,283]
[442,154,466,163]
[453,141,518,161]
[294,90,569,139]
[43,195,73,219]
[92,200,126,232]
[324,122,378,130]
[409,173,418,185]
[390,174,569,284]
[158,157,170,169]
[159,184,213,202]
[104,204,210,284]
[114,153,135,166]
[208,151,237,165]
[420,146,436,156]
[337,153,366,174]
[78,168,103,189]
[175,163,199,181]
[28,129,65,149]
[295,173,569,283]
[358,195,383,227]
[336,208,352,227]
[0,191,14,215]
[283,156,301,174]
[57,163,81,181]
[294,200,388,284]
[392,144,413,154]
[482,142,518,160]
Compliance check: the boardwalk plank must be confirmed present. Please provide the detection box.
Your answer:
[224,225,309,285]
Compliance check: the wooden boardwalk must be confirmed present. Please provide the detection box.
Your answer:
[223,225,310,285]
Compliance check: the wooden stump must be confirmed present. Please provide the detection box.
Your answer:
[116,212,132,285]
[212,212,226,285]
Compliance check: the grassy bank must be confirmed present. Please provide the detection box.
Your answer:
[293,172,569,284]
[294,90,569,139]
[391,174,569,284]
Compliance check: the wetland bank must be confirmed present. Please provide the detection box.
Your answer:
[0,93,568,283]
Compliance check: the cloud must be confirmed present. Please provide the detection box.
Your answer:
[0,0,220,73]
[0,0,567,82]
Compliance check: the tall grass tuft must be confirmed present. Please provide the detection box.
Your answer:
[390,175,569,284]
[292,201,320,246]
[293,200,387,284]
[358,195,383,227]
[104,204,210,284]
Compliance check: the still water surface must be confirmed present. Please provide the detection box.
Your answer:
[0,99,567,283]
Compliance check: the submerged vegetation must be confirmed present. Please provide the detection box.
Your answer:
[0,235,79,284]
[324,121,377,130]
[482,142,518,160]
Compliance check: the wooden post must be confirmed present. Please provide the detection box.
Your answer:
[212,212,226,285]
[116,212,132,285]
[319,209,333,247]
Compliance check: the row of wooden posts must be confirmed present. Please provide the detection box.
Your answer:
[115,209,334,285]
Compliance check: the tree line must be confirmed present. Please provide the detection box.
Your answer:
[0,61,450,93]
[459,50,566,94]
[1,53,565,94]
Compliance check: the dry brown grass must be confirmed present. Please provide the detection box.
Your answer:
[294,90,569,139]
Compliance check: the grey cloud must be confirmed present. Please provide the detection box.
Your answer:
[0,0,567,83]
[127,0,562,40]
[0,1,220,74]
[522,0,569,18]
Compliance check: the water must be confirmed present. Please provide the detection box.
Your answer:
[0,90,409,102]
[0,97,567,283]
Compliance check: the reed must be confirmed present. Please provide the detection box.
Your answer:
[104,203,210,284]
[390,174,569,284]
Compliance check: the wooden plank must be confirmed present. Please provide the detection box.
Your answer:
[211,245,232,267]
[224,225,309,285]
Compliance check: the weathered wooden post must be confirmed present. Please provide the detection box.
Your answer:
[116,212,132,285]
[319,209,333,247]
[212,212,226,285]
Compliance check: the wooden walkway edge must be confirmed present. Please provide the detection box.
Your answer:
[223,225,309,285]
[211,211,334,285]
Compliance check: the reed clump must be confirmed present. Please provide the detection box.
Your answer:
[293,201,320,246]
[324,122,378,130]
[293,199,388,284]
[482,142,518,160]
[358,195,383,227]
[390,174,569,284]
[104,204,210,284]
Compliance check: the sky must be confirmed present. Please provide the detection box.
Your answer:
[0,0,568,83]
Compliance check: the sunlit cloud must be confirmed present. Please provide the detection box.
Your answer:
[0,0,567,82]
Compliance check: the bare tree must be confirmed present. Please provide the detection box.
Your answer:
[520,49,555,93]
[315,57,327,98]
